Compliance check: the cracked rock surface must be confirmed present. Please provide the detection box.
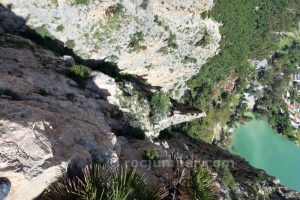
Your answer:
[0,34,119,200]
[1,0,221,95]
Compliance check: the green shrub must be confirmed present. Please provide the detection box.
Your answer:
[167,33,178,49]
[154,15,163,26]
[217,165,237,190]
[42,165,164,200]
[111,3,124,16]
[143,148,160,161]
[93,31,102,40]
[65,39,75,49]
[150,92,170,121]
[290,88,300,103]
[158,46,169,54]
[128,31,147,52]
[56,25,64,32]
[183,56,197,64]
[66,65,91,87]
[187,0,300,140]
[72,0,89,5]
[84,33,89,40]
[93,3,124,42]
[35,25,54,39]
[140,0,149,10]
[107,55,119,63]
[201,11,211,18]
[186,165,216,200]
[51,0,58,6]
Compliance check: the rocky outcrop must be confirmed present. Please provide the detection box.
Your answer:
[0,32,204,199]
[0,32,299,200]
[92,72,205,137]
[118,134,300,199]
[1,2,300,200]
[150,111,206,137]
[0,34,119,200]
[1,0,221,96]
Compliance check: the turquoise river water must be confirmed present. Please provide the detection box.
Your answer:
[230,119,300,191]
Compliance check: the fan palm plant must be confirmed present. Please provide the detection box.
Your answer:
[42,164,166,200]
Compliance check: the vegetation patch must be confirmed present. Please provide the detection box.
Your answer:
[71,0,89,6]
[167,33,178,49]
[66,65,91,88]
[128,31,147,53]
[187,0,300,142]
[187,165,217,200]
[140,0,149,10]
[290,88,300,104]
[65,39,75,49]
[154,15,163,26]
[83,33,89,40]
[110,3,124,16]
[93,3,125,42]
[216,165,237,190]
[56,25,64,32]
[158,46,169,55]
[42,165,164,200]
[143,148,160,161]
[50,0,58,7]
[42,155,218,199]
[150,92,171,122]
[183,56,197,64]
[254,41,300,137]
[106,55,119,63]
[35,25,54,39]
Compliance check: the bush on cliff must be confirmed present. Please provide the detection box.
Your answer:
[150,92,170,122]
[66,65,91,87]
[186,165,217,200]
[42,165,165,200]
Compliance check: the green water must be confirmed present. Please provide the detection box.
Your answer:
[230,120,300,192]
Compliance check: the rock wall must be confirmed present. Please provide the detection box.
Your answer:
[1,0,221,95]
[1,2,299,200]
[93,72,206,137]
[0,27,299,200]
[0,34,119,199]
[118,134,300,199]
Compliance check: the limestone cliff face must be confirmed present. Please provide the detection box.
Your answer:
[1,2,300,200]
[0,34,119,199]
[93,72,206,137]
[0,33,299,200]
[1,0,221,95]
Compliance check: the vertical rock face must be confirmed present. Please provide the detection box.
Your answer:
[0,34,119,200]
[1,0,221,94]
[91,72,206,137]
